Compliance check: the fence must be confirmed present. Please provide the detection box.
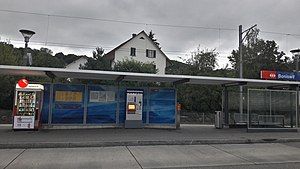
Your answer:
[180,111,215,124]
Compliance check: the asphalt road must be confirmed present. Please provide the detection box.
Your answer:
[2,142,300,169]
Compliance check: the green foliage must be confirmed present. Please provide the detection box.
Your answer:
[55,52,84,65]
[186,48,218,75]
[228,29,292,78]
[177,85,222,113]
[0,42,22,65]
[80,47,111,71]
[0,43,22,109]
[30,48,65,68]
[166,60,191,75]
[114,58,157,73]
[171,47,223,114]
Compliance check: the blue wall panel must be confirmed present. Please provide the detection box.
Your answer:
[87,85,116,124]
[149,88,176,124]
[52,84,85,124]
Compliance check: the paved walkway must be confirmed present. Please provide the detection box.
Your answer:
[2,143,300,169]
[0,124,300,148]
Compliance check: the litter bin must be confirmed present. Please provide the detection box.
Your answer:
[215,111,223,129]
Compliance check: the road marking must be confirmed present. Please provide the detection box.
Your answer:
[209,144,256,164]
[3,149,26,169]
[126,146,143,169]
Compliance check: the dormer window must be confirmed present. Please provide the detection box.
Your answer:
[146,49,156,58]
[130,47,136,56]
[140,37,145,40]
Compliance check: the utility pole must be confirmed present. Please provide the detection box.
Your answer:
[239,24,257,116]
[290,48,300,128]
[239,25,243,116]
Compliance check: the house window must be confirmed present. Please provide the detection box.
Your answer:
[130,47,136,56]
[146,49,156,58]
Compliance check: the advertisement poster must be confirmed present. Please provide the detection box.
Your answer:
[13,116,35,129]
[55,91,82,102]
[89,91,115,102]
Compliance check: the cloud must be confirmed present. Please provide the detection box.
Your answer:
[0,0,300,67]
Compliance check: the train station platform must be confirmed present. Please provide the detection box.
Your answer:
[0,124,300,149]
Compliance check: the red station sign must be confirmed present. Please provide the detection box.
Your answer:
[260,70,277,80]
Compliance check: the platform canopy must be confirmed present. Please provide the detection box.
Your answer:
[0,65,299,87]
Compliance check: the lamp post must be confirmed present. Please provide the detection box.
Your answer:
[19,29,35,66]
[291,48,300,128]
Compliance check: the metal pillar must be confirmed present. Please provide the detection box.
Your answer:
[239,25,243,115]
[222,86,229,126]
[83,84,88,125]
[48,83,54,126]
[116,83,120,126]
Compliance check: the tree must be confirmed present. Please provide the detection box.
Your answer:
[166,46,223,118]
[80,47,111,71]
[148,30,160,48]
[30,48,65,68]
[0,42,22,65]
[228,28,292,79]
[187,48,218,75]
[55,52,83,65]
[0,42,22,110]
[113,59,157,74]
[171,46,218,76]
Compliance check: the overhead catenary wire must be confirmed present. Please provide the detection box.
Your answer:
[0,9,236,31]
[0,8,298,59]
[1,8,300,37]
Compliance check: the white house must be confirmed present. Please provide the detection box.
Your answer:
[104,30,170,74]
[65,56,88,70]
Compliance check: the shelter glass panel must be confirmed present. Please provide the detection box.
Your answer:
[248,89,297,129]
[52,84,85,124]
[149,88,176,124]
[87,85,117,124]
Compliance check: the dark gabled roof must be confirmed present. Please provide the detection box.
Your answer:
[104,30,171,64]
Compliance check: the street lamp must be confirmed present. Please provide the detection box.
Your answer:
[19,29,35,66]
[290,48,300,128]
[291,49,300,72]
[238,24,257,116]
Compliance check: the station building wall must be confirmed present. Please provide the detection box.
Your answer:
[41,84,176,127]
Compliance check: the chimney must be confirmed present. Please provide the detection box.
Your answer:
[132,34,136,38]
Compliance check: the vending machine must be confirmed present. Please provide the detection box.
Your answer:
[12,82,44,130]
[125,90,143,128]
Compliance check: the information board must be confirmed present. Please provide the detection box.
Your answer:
[55,91,82,102]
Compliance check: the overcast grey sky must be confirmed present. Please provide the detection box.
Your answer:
[0,0,300,68]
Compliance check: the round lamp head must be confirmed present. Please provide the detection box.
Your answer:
[19,29,35,42]
[290,48,300,55]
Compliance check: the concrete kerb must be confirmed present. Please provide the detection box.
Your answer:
[1,138,300,149]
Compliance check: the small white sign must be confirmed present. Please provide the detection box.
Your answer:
[13,116,35,129]
[89,91,115,102]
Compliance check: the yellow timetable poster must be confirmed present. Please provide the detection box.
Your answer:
[55,91,82,102]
